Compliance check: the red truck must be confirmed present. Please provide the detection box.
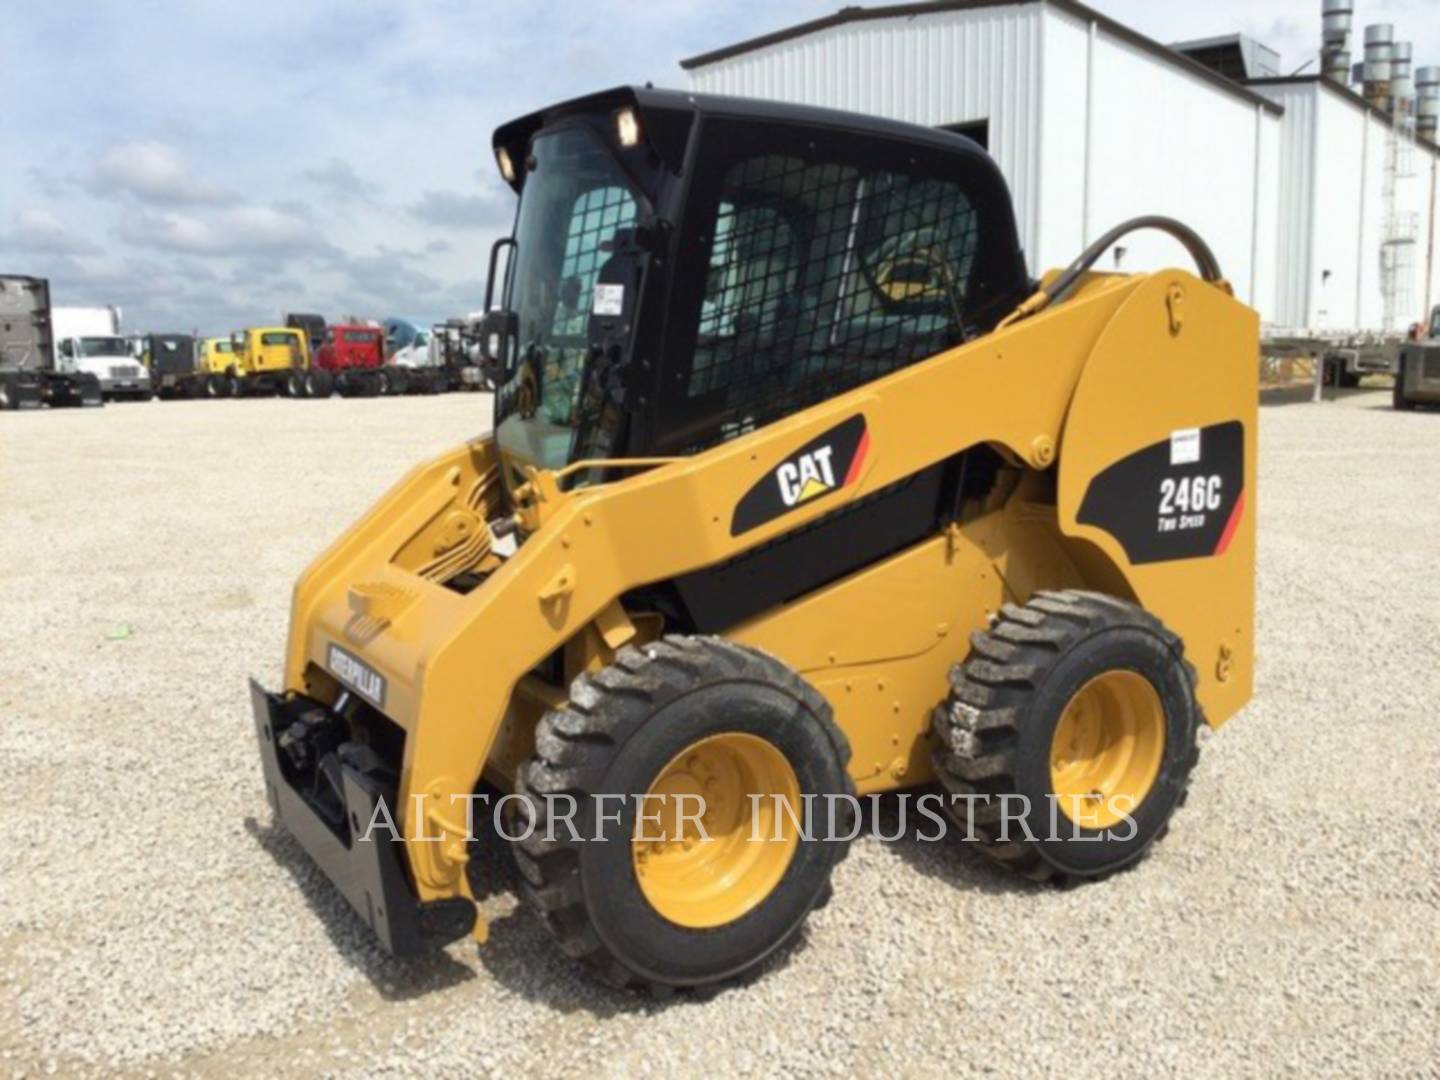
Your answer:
[302,323,407,397]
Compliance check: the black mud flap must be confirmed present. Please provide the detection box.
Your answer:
[250,680,475,957]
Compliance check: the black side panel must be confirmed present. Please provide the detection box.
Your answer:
[673,463,947,632]
[1077,420,1245,565]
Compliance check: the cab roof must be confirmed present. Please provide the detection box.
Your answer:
[491,85,1002,195]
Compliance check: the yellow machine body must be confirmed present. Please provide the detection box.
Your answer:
[278,268,1257,932]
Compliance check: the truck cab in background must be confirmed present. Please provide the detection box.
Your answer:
[431,317,491,392]
[196,336,240,397]
[1394,306,1440,410]
[385,325,437,391]
[53,305,150,401]
[142,334,199,399]
[382,316,426,357]
[284,313,327,359]
[230,326,310,397]
[0,274,103,409]
[383,315,454,393]
[307,323,399,397]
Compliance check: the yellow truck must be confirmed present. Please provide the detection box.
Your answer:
[226,326,310,397]
[196,336,241,397]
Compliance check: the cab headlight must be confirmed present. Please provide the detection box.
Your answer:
[615,106,641,148]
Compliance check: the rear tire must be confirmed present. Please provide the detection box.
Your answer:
[515,636,854,992]
[1393,358,1415,411]
[287,371,306,398]
[931,590,1201,884]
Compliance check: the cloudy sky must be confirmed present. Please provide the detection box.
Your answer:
[3,0,1437,335]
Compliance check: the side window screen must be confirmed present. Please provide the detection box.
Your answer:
[549,185,635,339]
[687,154,980,449]
[540,184,636,429]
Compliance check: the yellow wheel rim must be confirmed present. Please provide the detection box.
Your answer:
[632,732,800,929]
[1049,671,1166,830]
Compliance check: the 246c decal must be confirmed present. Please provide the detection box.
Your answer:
[731,415,869,536]
[1158,474,1223,519]
[1077,420,1245,564]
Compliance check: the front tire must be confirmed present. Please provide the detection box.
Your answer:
[515,636,854,992]
[931,590,1201,884]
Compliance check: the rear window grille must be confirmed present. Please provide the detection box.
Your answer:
[683,153,980,451]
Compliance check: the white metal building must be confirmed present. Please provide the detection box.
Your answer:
[1251,76,1440,333]
[681,0,1440,335]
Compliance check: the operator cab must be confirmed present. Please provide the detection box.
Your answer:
[485,86,1030,488]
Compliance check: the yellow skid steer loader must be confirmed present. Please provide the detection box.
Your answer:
[252,87,1256,992]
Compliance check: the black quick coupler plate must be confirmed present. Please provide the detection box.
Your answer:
[250,680,475,957]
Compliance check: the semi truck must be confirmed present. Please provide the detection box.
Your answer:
[386,324,441,392]
[384,315,462,394]
[305,323,400,397]
[196,337,240,396]
[1393,305,1440,410]
[0,274,103,409]
[53,304,150,401]
[285,313,328,358]
[387,318,490,393]
[427,318,491,392]
[141,333,199,399]
[228,326,310,396]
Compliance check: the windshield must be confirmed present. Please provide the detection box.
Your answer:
[78,337,130,357]
[150,338,192,371]
[214,340,233,354]
[494,125,639,472]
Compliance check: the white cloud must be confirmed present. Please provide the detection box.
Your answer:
[0,208,100,255]
[115,205,321,255]
[407,189,511,230]
[90,140,230,205]
[301,158,381,203]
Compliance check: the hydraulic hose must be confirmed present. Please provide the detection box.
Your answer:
[998,216,1225,329]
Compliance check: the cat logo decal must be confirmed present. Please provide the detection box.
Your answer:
[731,416,869,536]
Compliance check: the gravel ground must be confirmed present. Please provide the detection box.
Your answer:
[0,388,1436,1078]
